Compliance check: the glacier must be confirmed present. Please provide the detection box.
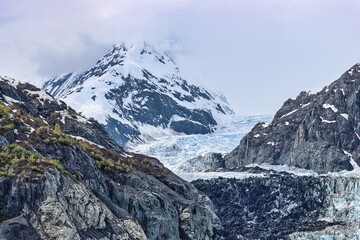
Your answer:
[130,114,273,178]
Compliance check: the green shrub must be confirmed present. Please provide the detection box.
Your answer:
[142,159,150,165]
[0,144,68,178]
[0,103,10,118]
[31,166,40,172]
[35,126,50,135]
[54,123,62,135]
[47,158,66,173]
[58,136,75,145]
[0,124,14,130]
[19,125,31,132]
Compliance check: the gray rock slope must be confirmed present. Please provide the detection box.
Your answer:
[226,63,360,173]
[0,76,221,240]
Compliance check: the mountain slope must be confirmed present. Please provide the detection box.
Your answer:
[43,42,234,147]
[190,63,360,239]
[225,63,360,173]
[0,76,221,239]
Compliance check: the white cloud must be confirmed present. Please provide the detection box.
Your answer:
[0,0,360,114]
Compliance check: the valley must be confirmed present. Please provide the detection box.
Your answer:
[2,41,360,239]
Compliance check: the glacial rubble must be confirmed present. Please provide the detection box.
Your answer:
[0,76,221,240]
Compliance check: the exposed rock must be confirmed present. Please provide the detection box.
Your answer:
[0,135,8,148]
[193,172,360,239]
[225,63,360,173]
[0,77,221,239]
[0,216,41,240]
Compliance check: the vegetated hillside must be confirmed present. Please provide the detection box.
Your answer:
[43,41,234,147]
[0,76,221,240]
[226,63,360,173]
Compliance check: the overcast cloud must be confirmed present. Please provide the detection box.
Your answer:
[1,0,360,114]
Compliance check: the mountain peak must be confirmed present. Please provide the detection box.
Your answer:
[43,41,234,147]
[344,63,360,80]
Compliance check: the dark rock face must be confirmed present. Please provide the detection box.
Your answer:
[225,64,360,173]
[193,173,360,239]
[0,77,221,239]
[0,216,42,240]
[43,42,234,147]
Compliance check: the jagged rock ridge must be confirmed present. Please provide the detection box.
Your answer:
[226,63,360,173]
[0,76,221,240]
[43,41,234,147]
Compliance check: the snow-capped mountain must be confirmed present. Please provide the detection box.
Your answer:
[43,42,234,147]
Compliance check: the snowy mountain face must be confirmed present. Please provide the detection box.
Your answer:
[43,42,234,147]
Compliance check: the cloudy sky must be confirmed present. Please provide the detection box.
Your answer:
[1,0,360,114]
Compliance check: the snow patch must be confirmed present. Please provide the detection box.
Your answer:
[300,103,311,108]
[67,134,105,149]
[343,150,360,170]
[356,132,360,140]
[262,122,271,128]
[135,123,180,144]
[340,88,345,95]
[0,76,20,87]
[348,68,354,76]
[25,90,54,104]
[3,95,22,104]
[340,113,349,120]
[322,103,338,113]
[320,117,336,124]
[280,109,298,119]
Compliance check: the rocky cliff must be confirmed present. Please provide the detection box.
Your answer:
[225,63,360,173]
[0,76,221,239]
[189,63,360,239]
